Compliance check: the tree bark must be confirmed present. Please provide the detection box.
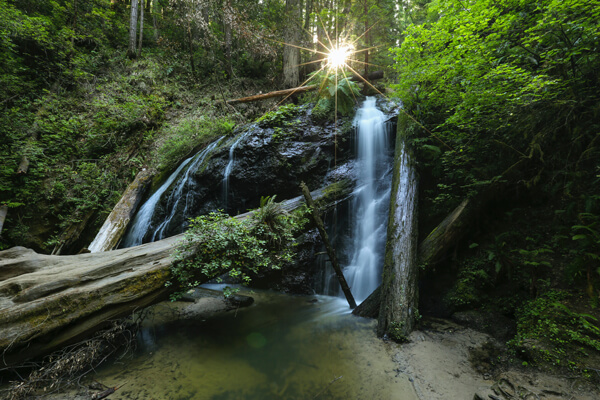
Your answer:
[151,0,160,41]
[353,197,479,318]
[301,182,357,309]
[376,138,419,339]
[0,205,8,236]
[136,0,144,58]
[128,0,139,58]
[223,0,233,77]
[283,0,301,88]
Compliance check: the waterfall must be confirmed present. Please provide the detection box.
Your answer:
[222,131,249,212]
[321,97,394,302]
[121,137,223,248]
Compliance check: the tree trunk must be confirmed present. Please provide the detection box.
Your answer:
[186,19,196,76]
[353,196,483,318]
[283,0,301,88]
[0,205,8,236]
[136,0,144,58]
[223,0,233,77]
[376,137,419,340]
[128,0,139,58]
[16,156,29,175]
[301,182,357,309]
[88,168,154,253]
[0,185,342,365]
[151,0,159,41]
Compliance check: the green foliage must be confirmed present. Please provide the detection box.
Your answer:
[310,72,362,119]
[388,321,409,343]
[392,0,600,211]
[256,103,302,128]
[168,198,307,299]
[509,290,600,371]
[155,117,235,173]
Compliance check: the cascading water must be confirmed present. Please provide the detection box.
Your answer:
[321,97,394,302]
[121,138,223,248]
[222,131,249,212]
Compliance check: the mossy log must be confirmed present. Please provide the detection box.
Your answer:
[88,168,154,253]
[0,185,343,366]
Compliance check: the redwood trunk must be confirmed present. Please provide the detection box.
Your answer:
[376,137,419,339]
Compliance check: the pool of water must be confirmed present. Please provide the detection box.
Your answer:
[92,289,417,400]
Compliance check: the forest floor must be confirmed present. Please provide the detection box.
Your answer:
[396,317,599,400]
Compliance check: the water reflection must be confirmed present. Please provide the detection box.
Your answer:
[92,290,417,400]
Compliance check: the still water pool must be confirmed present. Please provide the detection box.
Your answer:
[92,289,418,400]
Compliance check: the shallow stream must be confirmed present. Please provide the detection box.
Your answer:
[92,289,418,400]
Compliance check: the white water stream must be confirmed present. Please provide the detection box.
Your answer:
[121,138,223,248]
[222,131,250,212]
[322,97,393,302]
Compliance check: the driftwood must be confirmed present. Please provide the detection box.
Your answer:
[88,168,154,253]
[226,71,384,105]
[0,186,343,365]
[301,182,356,309]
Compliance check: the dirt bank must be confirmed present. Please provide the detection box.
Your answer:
[395,318,599,400]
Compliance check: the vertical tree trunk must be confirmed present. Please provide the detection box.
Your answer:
[128,0,139,58]
[377,136,419,340]
[136,0,144,58]
[363,0,369,89]
[151,0,159,41]
[283,0,301,88]
[223,0,233,77]
[0,205,8,237]
[186,19,196,76]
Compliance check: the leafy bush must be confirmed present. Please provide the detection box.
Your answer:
[310,72,362,118]
[509,290,600,372]
[168,198,307,298]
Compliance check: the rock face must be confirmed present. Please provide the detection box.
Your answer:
[141,105,357,240]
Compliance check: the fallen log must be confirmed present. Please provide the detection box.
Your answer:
[301,182,356,309]
[227,85,317,105]
[226,71,384,105]
[0,185,343,365]
[88,168,154,253]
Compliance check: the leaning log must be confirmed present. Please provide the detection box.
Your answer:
[88,168,154,253]
[301,182,357,309]
[376,137,419,340]
[0,185,342,365]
